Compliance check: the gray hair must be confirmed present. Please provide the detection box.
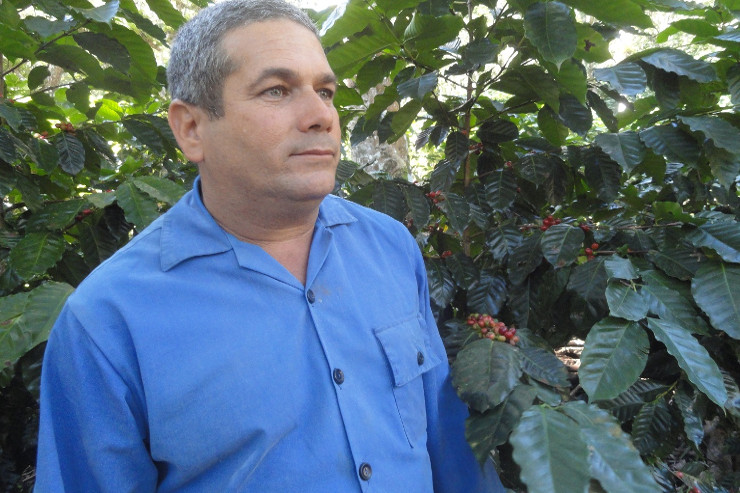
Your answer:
[167,0,319,119]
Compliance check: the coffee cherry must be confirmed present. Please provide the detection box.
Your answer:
[585,248,593,255]
[591,243,599,250]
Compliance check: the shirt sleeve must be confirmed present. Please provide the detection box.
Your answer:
[35,305,158,493]
[411,243,506,493]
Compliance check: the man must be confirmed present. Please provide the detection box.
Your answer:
[34,1,505,491]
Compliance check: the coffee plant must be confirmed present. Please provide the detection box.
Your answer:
[324,0,739,491]
[0,0,738,491]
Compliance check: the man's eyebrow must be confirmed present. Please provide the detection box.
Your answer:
[248,68,337,91]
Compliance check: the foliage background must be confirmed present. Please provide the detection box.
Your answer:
[0,0,738,491]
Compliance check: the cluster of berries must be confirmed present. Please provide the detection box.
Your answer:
[584,242,599,260]
[440,250,453,259]
[55,122,75,134]
[578,223,591,232]
[540,215,562,231]
[466,313,519,345]
[74,208,93,222]
[426,190,445,204]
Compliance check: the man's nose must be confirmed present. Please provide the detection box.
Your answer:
[297,89,336,132]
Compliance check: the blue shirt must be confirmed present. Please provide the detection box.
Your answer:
[35,179,504,492]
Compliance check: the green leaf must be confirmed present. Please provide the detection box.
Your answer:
[122,118,165,154]
[402,185,430,230]
[465,385,538,464]
[388,100,423,143]
[445,131,469,166]
[524,2,577,69]
[144,0,185,28]
[426,259,456,307]
[674,388,704,449]
[0,283,74,366]
[593,62,647,97]
[372,180,406,221]
[71,0,119,23]
[496,65,560,111]
[647,317,728,407]
[452,338,523,412]
[648,245,701,281]
[691,262,740,339]
[28,66,51,91]
[438,192,469,236]
[678,115,740,155]
[580,317,648,400]
[631,399,673,455]
[0,103,22,133]
[554,59,587,102]
[397,72,438,101]
[567,256,607,303]
[639,124,700,165]
[516,152,560,185]
[24,200,87,232]
[403,14,464,51]
[561,401,662,493]
[727,63,740,107]
[519,346,569,387]
[540,223,584,268]
[73,32,131,73]
[54,133,85,175]
[686,215,740,263]
[558,94,592,136]
[37,43,103,77]
[508,233,544,285]
[8,232,66,280]
[477,119,519,145]
[0,24,35,59]
[486,223,521,262]
[561,0,652,28]
[594,132,646,173]
[79,222,119,267]
[430,158,460,193]
[641,49,717,83]
[604,256,639,280]
[115,181,159,229]
[605,280,649,321]
[484,169,517,211]
[467,272,507,315]
[706,144,740,190]
[447,254,479,290]
[583,147,621,203]
[510,407,590,493]
[132,176,186,205]
[642,270,708,334]
[599,379,670,422]
[0,128,17,163]
[327,31,395,77]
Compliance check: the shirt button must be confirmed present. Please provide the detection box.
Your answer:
[417,351,425,365]
[307,290,316,303]
[332,368,344,385]
[359,462,372,481]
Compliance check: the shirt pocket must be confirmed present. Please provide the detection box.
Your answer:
[374,316,442,447]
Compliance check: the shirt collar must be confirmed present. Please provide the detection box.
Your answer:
[159,177,357,271]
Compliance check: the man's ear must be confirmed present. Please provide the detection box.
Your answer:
[168,99,207,163]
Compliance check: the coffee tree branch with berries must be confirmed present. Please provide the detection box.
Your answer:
[325,1,739,492]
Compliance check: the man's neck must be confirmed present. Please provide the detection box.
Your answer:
[202,190,321,286]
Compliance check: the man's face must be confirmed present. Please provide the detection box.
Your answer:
[196,19,341,208]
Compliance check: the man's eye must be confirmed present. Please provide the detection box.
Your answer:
[317,88,334,100]
[264,87,287,98]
